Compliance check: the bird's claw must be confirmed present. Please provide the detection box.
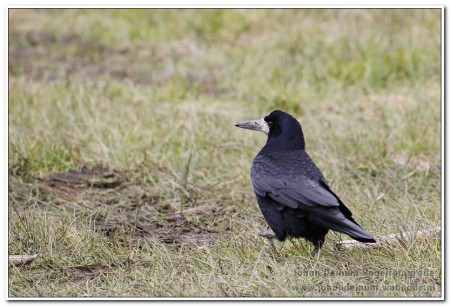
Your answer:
[258,231,277,239]
[310,247,320,257]
[258,231,280,255]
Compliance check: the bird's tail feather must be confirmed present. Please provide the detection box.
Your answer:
[327,218,376,243]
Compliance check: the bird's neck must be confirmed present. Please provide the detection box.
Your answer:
[259,133,306,155]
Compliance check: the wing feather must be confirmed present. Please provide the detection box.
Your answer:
[251,152,340,209]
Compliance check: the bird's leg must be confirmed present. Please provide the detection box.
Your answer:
[258,231,279,255]
[310,239,325,257]
[310,246,320,257]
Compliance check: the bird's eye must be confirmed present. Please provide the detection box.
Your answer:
[267,121,273,127]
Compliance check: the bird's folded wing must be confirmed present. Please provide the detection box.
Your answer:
[251,155,340,209]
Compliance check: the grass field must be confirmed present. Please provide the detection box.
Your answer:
[8,9,442,297]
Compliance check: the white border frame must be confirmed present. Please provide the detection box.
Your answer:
[4,4,445,301]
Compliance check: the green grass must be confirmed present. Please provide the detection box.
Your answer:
[9,9,441,297]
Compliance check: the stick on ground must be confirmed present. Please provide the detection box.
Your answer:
[335,227,441,251]
[9,254,39,266]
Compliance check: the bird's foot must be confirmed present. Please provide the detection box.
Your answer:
[258,231,277,239]
[310,247,319,257]
[310,239,324,257]
[258,231,279,255]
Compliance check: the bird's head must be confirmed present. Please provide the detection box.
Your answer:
[235,110,305,153]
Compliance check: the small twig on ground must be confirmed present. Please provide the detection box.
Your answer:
[166,204,215,217]
[336,227,441,251]
[9,254,39,266]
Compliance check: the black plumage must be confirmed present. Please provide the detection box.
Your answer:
[236,110,375,254]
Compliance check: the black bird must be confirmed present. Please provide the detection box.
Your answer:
[235,110,376,255]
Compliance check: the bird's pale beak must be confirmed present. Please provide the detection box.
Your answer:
[234,118,269,134]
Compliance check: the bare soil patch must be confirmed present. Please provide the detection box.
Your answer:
[10,164,231,247]
[9,29,229,96]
